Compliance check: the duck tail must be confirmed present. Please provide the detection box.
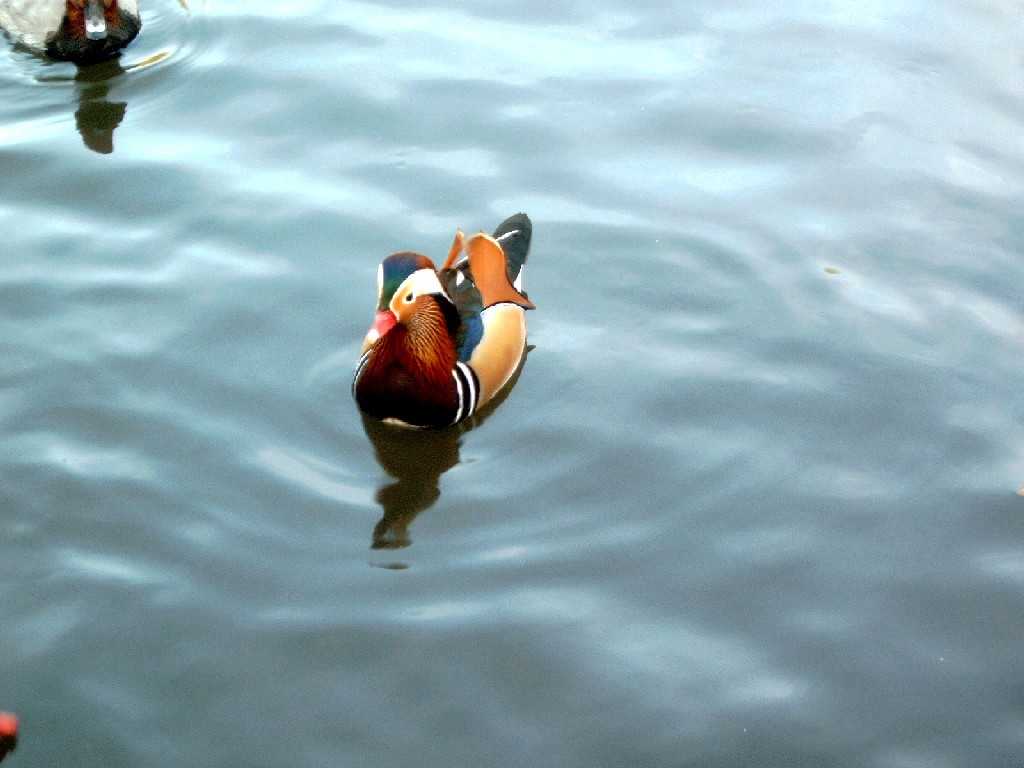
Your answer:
[492,213,532,291]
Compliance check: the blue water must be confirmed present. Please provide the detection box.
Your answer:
[2,1,1023,766]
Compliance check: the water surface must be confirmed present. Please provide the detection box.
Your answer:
[1,1,1023,766]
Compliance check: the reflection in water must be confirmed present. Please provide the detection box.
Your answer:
[363,416,461,549]
[362,350,530,550]
[74,59,127,154]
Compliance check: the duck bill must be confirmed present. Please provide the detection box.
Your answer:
[361,309,397,353]
[84,0,108,40]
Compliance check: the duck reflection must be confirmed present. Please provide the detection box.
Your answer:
[73,58,127,154]
[362,415,460,549]
[362,351,529,549]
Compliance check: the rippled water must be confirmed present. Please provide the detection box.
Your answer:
[2,1,1023,766]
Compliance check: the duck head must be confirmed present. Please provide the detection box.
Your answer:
[47,0,142,65]
[361,252,460,355]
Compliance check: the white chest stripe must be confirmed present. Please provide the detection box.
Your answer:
[451,362,480,425]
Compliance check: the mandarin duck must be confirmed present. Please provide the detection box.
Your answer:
[0,0,141,64]
[353,213,536,429]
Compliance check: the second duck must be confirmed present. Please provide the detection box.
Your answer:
[0,0,141,65]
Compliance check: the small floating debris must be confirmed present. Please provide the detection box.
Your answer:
[371,561,409,570]
[126,49,171,70]
[1017,486,1024,497]
[824,267,841,275]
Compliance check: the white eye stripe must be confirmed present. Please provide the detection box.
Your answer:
[392,269,445,308]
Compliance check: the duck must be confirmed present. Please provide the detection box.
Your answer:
[0,0,141,65]
[353,213,536,429]
[0,711,16,764]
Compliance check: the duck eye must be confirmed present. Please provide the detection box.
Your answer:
[403,291,415,304]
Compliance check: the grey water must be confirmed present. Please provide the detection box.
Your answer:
[2,1,1023,766]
